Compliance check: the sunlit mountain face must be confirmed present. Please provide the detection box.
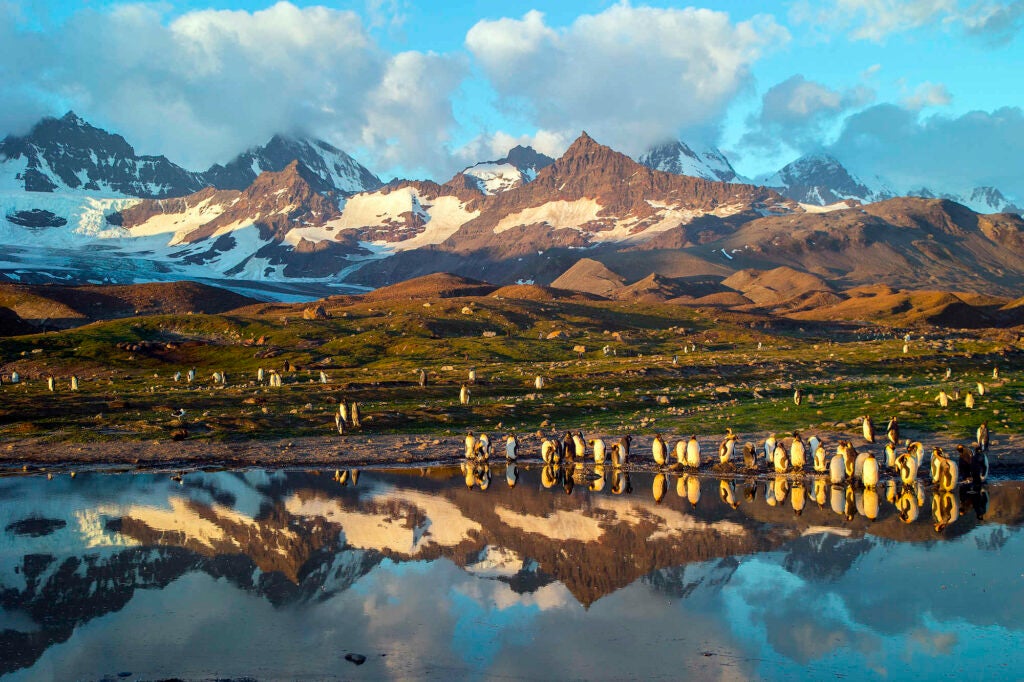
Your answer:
[1,467,1021,679]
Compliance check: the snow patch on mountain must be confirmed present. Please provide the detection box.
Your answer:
[638,140,742,183]
[461,145,554,195]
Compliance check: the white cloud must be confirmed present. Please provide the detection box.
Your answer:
[454,129,571,167]
[0,2,465,177]
[901,82,953,109]
[792,0,1023,42]
[830,104,1024,198]
[742,75,875,154]
[466,3,789,157]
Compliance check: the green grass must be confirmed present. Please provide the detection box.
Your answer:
[1,295,1021,445]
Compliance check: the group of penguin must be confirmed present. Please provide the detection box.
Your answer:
[461,414,991,491]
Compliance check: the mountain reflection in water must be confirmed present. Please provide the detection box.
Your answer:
[1,466,1022,680]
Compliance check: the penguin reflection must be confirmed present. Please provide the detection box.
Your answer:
[505,463,519,489]
[653,473,668,504]
[610,469,631,495]
[719,479,740,509]
[932,490,959,532]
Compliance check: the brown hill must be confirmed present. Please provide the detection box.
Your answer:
[550,258,624,297]
[722,266,834,307]
[0,281,258,327]
[789,287,1000,327]
[362,273,496,301]
[489,283,600,302]
[613,273,693,302]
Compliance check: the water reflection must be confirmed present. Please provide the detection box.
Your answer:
[1,467,1022,680]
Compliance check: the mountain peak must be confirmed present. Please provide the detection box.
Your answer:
[639,139,740,183]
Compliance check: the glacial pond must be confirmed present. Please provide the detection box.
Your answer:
[2,465,1023,680]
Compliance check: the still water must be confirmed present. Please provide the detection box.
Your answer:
[1,465,1022,680]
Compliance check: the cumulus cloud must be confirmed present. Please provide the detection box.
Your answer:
[741,75,875,154]
[0,2,465,176]
[829,104,1024,198]
[792,0,1024,43]
[466,3,789,157]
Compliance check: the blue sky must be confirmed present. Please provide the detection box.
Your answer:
[2,1,1023,195]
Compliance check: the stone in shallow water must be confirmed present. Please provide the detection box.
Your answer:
[345,653,367,665]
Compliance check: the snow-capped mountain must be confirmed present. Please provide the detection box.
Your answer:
[0,112,206,198]
[203,134,383,196]
[638,140,742,184]
[757,153,893,206]
[762,152,1022,215]
[460,145,554,195]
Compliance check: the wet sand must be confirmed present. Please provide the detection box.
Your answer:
[3,431,1023,478]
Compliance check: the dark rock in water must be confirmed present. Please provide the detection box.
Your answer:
[5,517,67,537]
[6,209,68,228]
[345,653,367,665]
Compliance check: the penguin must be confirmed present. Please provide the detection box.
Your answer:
[972,444,989,484]
[977,382,985,397]
[465,431,477,459]
[674,439,687,466]
[505,434,519,461]
[534,376,544,390]
[906,440,924,468]
[460,384,470,406]
[789,432,806,471]
[719,479,740,509]
[618,435,632,464]
[685,436,701,469]
[609,443,622,467]
[319,370,328,384]
[862,451,879,488]
[977,422,990,452]
[652,434,669,465]
[334,411,345,435]
[590,438,606,464]
[476,433,492,461]
[338,401,349,425]
[561,432,575,461]
[862,416,875,443]
[843,442,857,479]
[418,369,427,388]
[793,388,802,406]
[931,447,958,491]
[742,442,757,470]
[541,438,558,465]
[572,432,586,460]
[807,435,821,458]
[884,442,897,470]
[813,443,828,473]
[350,402,361,429]
[506,463,519,488]
[955,444,972,480]
[886,417,899,446]
[46,376,54,392]
[854,448,869,481]
[896,451,919,486]
[763,434,777,462]
[945,367,952,379]
[653,473,668,504]
[468,368,477,384]
[829,453,846,485]
[257,367,265,383]
[993,366,999,379]
[719,429,737,465]
[936,390,949,408]
[70,376,79,391]
[772,443,789,473]
[173,371,181,383]
[965,392,975,409]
